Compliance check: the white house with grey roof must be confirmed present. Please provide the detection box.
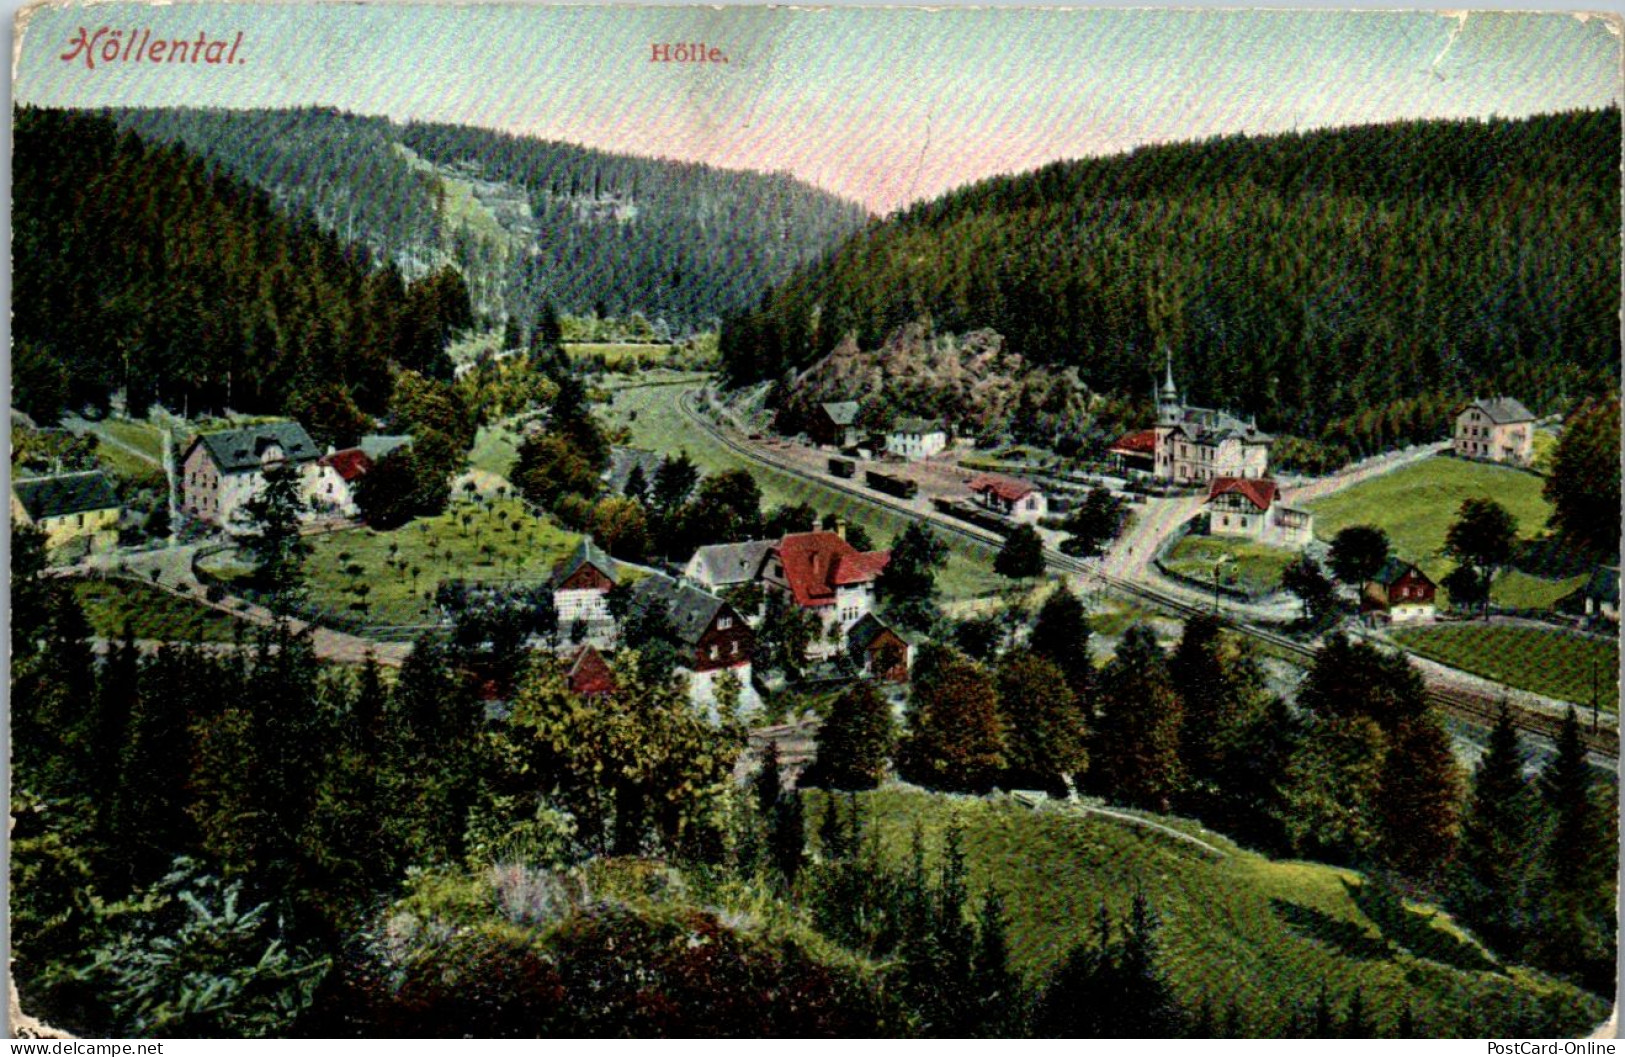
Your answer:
[886,417,949,460]
[180,421,322,531]
[1454,398,1535,466]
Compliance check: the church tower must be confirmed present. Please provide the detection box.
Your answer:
[1157,349,1181,427]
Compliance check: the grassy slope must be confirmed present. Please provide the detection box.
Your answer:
[469,423,522,479]
[1391,624,1619,713]
[1164,536,1297,594]
[601,379,1004,602]
[1307,457,1551,581]
[1306,456,1573,609]
[72,578,244,642]
[567,343,675,365]
[202,496,579,626]
[828,788,1606,1037]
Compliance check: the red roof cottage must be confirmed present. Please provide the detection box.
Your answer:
[1361,559,1437,624]
[968,474,1048,524]
[762,530,891,660]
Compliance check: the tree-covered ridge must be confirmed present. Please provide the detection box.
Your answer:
[721,108,1620,445]
[107,106,872,335]
[13,107,471,423]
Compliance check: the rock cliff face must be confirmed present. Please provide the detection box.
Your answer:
[774,322,1096,448]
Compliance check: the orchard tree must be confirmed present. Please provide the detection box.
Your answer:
[1328,526,1390,585]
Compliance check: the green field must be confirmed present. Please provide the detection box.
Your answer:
[567,342,675,365]
[202,496,579,627]
[469,422,522,479]
[1306,457,1551,584]
[72,578,245,642]
[601,381,1005,601]
[808,788,1604,1037]
[101,419,165,460]
[1490,570,1589,610]
[1389,624,1618,713]
[1164,536,1299,595]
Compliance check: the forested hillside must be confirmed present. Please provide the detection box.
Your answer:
[109,107,870,335]
[13,107,474,424]
[720,109,1620,450]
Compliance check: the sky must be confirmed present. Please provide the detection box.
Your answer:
[13,5,1622,213]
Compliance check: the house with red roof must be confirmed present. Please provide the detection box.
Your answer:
[1108,429,1157,475]
[761,530,891,660]
[313,447,374,517]
[1205,476,1313,547]
[967,474,1048,524]
[565,645,618,697]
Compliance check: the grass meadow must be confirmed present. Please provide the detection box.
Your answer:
[1164,536,1299,595]
[72,577,245,642]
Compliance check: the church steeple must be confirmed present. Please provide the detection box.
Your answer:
[1157,348,1181,426]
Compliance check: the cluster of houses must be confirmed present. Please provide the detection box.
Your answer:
[806,401,950,461]
[552,527,915,712]
[179,420,409,529]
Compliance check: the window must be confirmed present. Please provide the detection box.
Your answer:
[730,641,739,655]
[709,645,719,660]
[718,616,733,630]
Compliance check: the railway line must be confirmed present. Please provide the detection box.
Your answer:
[677,386,1619,760]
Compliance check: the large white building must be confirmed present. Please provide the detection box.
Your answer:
[886,418,949,460]
[1153,357,1271,485]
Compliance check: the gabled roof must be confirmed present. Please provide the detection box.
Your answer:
[359,434,412,461]
[552,537,618,588]
[629,572,733,647]
[688,539,774,587]
[1206,476,1279,511]
[12,471,120,521]
[566,645,617,696]
[847,612,910,653]
[1169,406,1272,446]
[1110,429,1158,456]
[1462,397,1534,425]
[891,417,942,435]
[773,531,891,607]
[186,421,320,473]
[318,448,374,483]
[968,474,1038,504]
[1369,557,1433,588]
[820,401,860,426]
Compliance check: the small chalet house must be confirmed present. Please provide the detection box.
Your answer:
[1362,559,1437,624]
[886,418,949,460]
[551,538,618,646]
[1205,477,1314,547]
[808,401,861,449]
[180,421,322,531]
[628,573,755,711]
[312,448,373,517]
[968,474,1047,524]
[1454,398,1535,466]
[11,471,121,559]
[847,613,914,683]
[761,530,891,659]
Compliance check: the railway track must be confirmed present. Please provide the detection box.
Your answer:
[678,388,1620,760]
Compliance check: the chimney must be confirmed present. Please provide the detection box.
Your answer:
[834,519,846,541]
